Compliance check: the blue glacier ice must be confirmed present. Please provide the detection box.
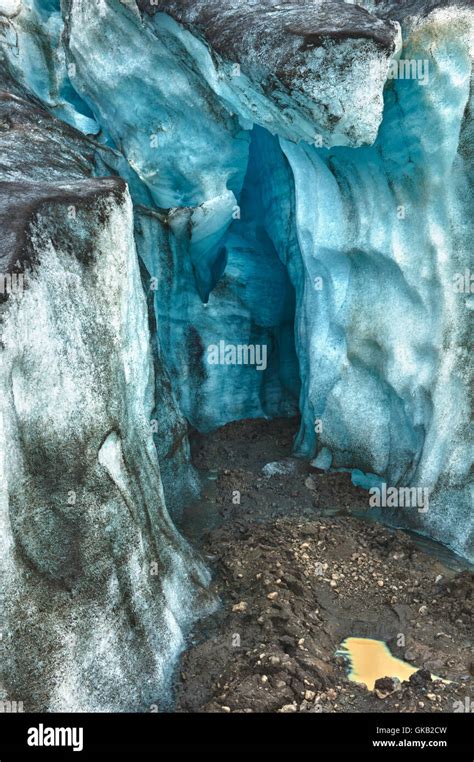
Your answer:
[0,0,99,132]
[280,12,473,555]
[0,84,215,711]
[5,0,469,555]
[0,0,472,711]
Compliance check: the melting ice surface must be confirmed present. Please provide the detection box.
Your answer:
[0,0,472,714]
[1,0,471,561]
[79,4,471,559]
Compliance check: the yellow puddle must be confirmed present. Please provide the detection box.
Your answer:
[337,637,419,691]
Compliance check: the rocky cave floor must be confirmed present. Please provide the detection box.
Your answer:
[174,418,473,713]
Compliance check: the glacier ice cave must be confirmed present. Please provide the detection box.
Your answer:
[0,0,472,712]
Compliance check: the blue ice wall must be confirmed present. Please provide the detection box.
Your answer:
[2,0,471,557]
[0,0,98,132]
[135,129,300,431]
[280,21,473,556]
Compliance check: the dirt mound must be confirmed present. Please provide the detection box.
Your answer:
[175,419,473,713]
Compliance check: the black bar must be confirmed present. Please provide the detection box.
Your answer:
[0,712,471,757]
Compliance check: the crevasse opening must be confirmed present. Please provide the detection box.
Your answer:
[57,0,471,558]
[144,125,302,433]
[0,0,472,715]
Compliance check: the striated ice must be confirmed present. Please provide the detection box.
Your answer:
[0,0,472,715]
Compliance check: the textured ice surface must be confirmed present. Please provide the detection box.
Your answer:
[61,0,398,430]
[0,83,214,711]
[0,0,473,714]
[0,0,21,17]
[280,8,473,556]
[135,132,300,431]
[65,0,250,206]
[137,0,400,147]
[0,0,98,132]
[17,0,474,557]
